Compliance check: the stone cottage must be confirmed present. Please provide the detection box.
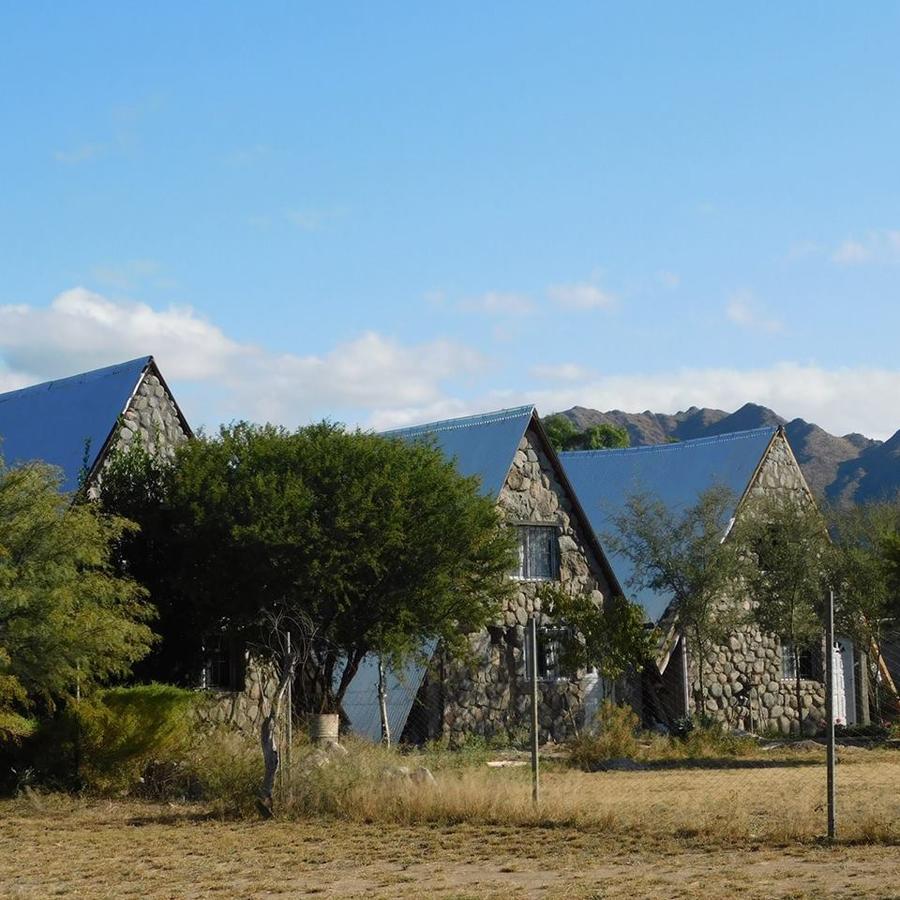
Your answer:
[340,405,626,745]
[0,355,191,494]
[561,427,862,735]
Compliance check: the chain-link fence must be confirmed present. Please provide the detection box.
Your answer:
[327,621,899,844]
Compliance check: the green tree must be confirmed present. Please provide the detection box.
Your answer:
[542,414,581,452]
[537,583,654,681]
[827,499,900,720]
[105,422,517,812]
[582,424,630,451]
[733,495,830,733]
[542,415,630,452]
[605,486,745,717]
[0,459,154,743]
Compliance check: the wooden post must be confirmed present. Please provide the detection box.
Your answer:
[378,656,391,747]
[529,616,540,805]
[285,631,293,805]
[858,649,871,726]
[825,589,836,841]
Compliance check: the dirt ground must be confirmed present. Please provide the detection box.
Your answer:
[2,798,899,900]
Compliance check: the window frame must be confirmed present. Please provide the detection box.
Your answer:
[780,640,821,682]
[510,522,561,582]
[524,623,576,683]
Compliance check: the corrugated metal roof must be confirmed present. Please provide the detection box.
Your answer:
[0,356,151,491]
[384,405,535,498]
[339,644,436,742]
[560,427,777,622]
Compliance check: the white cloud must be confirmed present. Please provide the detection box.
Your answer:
[833,230,900,265]
[460,291,535,315]
[53,143,105,164]
[547,281,617,311]
[0,289,486,427]
[726,292,784,334]
[284,208,343,231]
[384,363,900,441]
[522,364,900,441]
[530,363,594,382]
[657,271,681,289]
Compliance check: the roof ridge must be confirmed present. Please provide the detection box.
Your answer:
[560,425,778,458]
[0,357,152,404]
[384,404,535,436]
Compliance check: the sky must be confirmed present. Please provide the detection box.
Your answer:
[2,3,900,438]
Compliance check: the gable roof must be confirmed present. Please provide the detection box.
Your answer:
[0,356,178,492]
[560,426,778,623]
[383,405,536,498]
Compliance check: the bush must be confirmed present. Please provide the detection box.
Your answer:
[70,684,196,792]
[569,700,640,769]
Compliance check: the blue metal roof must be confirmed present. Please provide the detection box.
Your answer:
[560,427,777,622]
[0,357,151,491]
[384,405,535,498]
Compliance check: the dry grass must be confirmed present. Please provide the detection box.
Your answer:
[1,793,899,899]
[274,739,900,845]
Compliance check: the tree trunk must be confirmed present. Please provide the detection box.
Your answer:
[795,646,803,737]
[257,653,298,818]
[693,629,705,719]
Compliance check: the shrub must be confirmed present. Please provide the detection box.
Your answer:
[569,700,640,769]
[71,684,196,792]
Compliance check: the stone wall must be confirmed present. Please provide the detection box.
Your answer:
[441,426,616,745]
[194,659,278,734]
[682,432,828,735]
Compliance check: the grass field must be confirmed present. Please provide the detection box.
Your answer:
[2,748,898,899]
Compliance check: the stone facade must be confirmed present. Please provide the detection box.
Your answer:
[681,431,829,735]
[441,425,617,745]
[87,366,190,498]
[194,658,277,734]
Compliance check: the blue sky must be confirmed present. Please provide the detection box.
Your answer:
[1,3,899,437]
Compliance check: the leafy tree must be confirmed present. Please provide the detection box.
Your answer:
[104,422,517,811]
[542,415,630,452]
[0,458,154,744]
[536,583,654,681]
[582,424,630,451]
[733,495,830,732]
[605,486,744,716]
[543,415,581,452]
[827,499,900,719]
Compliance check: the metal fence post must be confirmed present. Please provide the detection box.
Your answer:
[825,589,836,840]
[529,616,540,805]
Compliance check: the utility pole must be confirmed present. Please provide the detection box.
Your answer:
[825,589,836,841]
[529,616,540,805]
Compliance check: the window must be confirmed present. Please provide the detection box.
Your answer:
[512,525,560,581]
[200,634,246,691]
[781,641,820,681]
[526,625,574,681]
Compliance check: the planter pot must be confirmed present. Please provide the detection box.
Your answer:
[309,713,340,745]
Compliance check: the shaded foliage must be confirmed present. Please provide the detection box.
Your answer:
[102,422,517,714]
[0,458,154,745]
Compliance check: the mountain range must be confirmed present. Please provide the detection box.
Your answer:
[555,403,900,505]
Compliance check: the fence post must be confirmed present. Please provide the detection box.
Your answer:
[825,589,836,841]
[378,656,391,747]
[285,630,293,805]
[529,616,540,805]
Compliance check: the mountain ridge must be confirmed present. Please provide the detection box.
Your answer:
[555,402,898,504]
